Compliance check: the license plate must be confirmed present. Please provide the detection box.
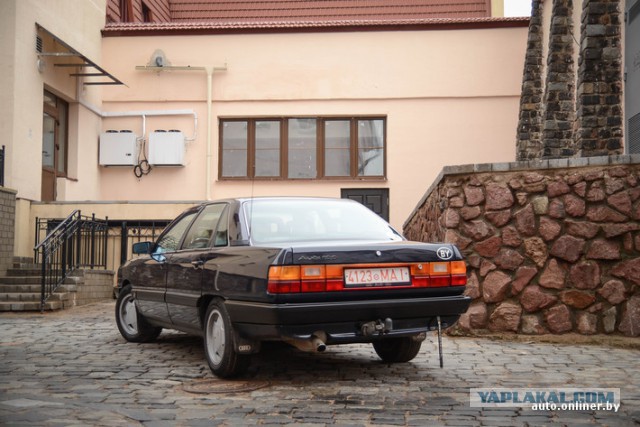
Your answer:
[344,267,410,287]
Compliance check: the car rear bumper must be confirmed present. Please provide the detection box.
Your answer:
[225,295,471,344]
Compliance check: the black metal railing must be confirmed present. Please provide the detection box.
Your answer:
[0,145,5,187]
[34,211,108,311]
[107,219,171,265]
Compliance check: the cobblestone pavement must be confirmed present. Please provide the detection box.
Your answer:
[0,301,638,427]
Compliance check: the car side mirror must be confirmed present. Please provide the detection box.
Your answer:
[132,241,153,255]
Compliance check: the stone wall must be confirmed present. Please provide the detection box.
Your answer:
[0,187,17,276]
[403,155,640,336]
[516,0,624,160]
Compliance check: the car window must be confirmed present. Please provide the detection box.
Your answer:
[182,204,227,250]
[155,211,198,253]
[244,199,403,244]
[213,206,229,247]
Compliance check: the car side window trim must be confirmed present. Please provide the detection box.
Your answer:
[180,203,228,250]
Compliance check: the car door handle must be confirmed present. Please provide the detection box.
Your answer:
[191,260,204,268]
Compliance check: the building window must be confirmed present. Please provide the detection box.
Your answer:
[219,117,386,180]
[142,2,153,22]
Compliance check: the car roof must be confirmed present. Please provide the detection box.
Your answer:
[199,196,358,206]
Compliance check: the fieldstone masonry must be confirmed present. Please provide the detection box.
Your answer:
[404,156,640,336]
[516,0,623,160]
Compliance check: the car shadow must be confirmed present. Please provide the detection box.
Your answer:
[148,331,435,384]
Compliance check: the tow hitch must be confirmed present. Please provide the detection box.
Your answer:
[360,318,393,336]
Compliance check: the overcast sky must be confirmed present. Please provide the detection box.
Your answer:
[504,0,532,17]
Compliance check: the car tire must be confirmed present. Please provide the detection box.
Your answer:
[372,337,422,363]
[115,285,162,342]
[203,300,250,378]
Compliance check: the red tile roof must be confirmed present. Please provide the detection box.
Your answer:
[104,0,529,35]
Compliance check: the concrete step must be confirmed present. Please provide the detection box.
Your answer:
[0,293,38,302]
[0,284,41,293]
[0,277,41,285]
[12,257,38,270]
[0,300,64,312]
[0,291,74,302]
[5,268,42,277]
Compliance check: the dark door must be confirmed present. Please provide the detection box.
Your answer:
[135,210,199,323]
[165,203,228,330]
[341,188,389,221]
[41,91,68,202]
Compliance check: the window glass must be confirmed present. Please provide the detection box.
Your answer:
[155,212,197,252]
[288,119,317,179]
[57,101,67,174]
[44,92,56,108]
[244,199,402,244]
[42,91,68,175]
[183,204,227,249]
[214,206,229,247]
[42,113,55,168]
[357,119,384,176]
[219,117,385,180]
[221,121,248,177]
[324,120,351,176]
[255,121,280,177]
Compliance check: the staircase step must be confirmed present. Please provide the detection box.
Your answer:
[0,284,41,293]
[0,277,41,285]
[0,293,39,302]
[12,257,38,269]
[0,300,63,311]
[5,268,42,277]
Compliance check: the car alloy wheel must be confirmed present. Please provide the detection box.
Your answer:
[203,300,250,378]
[115,285,161,342]
[119,292,139,335]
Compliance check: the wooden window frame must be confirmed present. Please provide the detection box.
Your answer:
[219,116,386,181]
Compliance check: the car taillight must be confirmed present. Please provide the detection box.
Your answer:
[267,261,467,294]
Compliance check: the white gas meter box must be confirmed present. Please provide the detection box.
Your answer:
[99,131,137,166]
[148,130,185,166]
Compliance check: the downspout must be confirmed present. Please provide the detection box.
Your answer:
[206,67,213,201]
[202,65,227,200]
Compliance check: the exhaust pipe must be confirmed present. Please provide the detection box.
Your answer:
[311,335,326,352]
[286,332,327,353]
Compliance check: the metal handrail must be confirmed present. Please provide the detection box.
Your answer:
[34,210,108,311]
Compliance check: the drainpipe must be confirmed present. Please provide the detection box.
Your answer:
[206,66,213,201]
[78,97,198,142]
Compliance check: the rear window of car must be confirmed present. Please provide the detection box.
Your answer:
[243,199,402,244]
